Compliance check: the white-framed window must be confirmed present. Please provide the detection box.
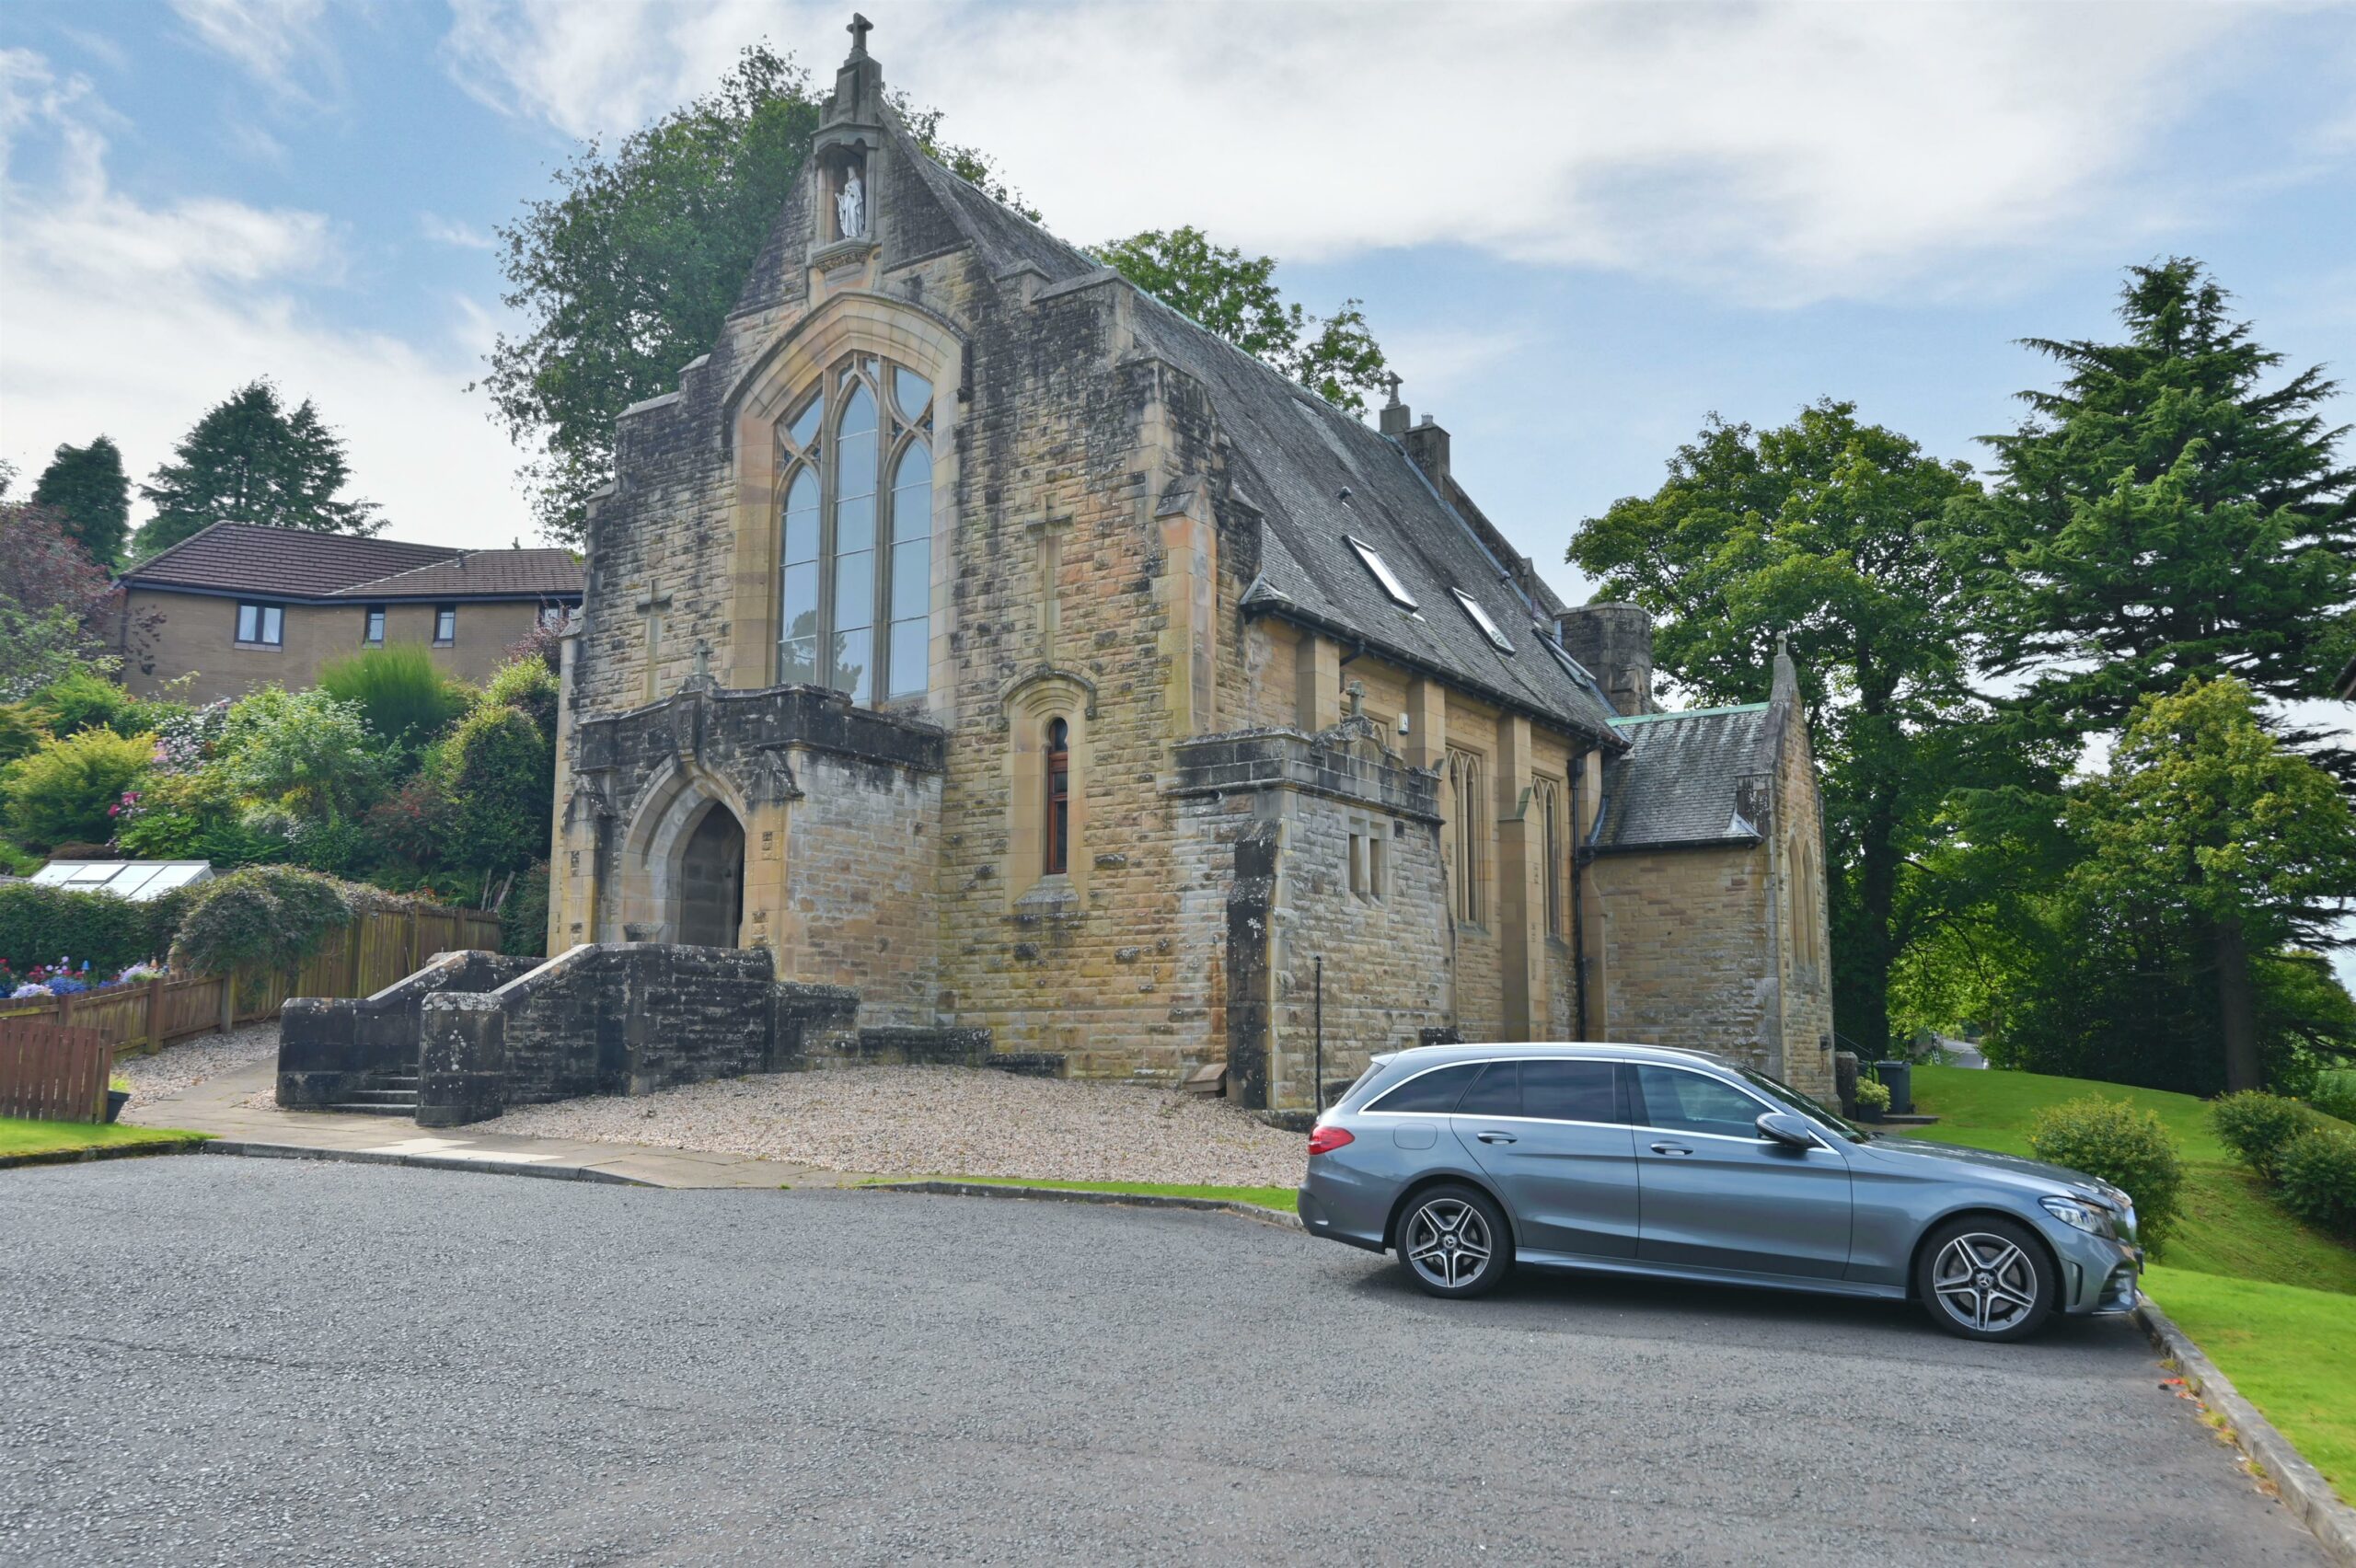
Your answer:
[1345,534,1417,610]
[363,605,387,644]
[1451,587,1514,651]
[433,605,457,644]
[235,602,283,647]
[777,355,935,703]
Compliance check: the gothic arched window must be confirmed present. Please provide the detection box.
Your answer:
[1447,747,1484,926]
[1044,717,1071,875]
[778,356,934,702]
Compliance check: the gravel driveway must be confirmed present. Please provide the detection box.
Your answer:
[0,1159,2327,1567]
[112,1022,279,1118]
[495,1065,1308,1186]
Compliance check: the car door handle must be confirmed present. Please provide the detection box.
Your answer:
[1475,1131,1518,1145]
[1649,1143,1693,1156]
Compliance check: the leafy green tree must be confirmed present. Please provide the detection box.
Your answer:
[134,382,382,559]
[2068,677,2356,1091]
[215,686,384,824]
[445,701,552,886]
[480,46,1025,544]
[1963,259,2355,763]
[1568,400,1994,1056]
[0,480,116,700]
[1091,226,1389,410]
[31,436,131,567]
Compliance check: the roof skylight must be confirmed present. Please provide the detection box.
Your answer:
[1451,588,1514,652]
[1345,535,1416,610]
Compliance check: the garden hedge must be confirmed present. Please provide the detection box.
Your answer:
[2025,1094,2184,1254]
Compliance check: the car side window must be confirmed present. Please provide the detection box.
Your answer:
[1366,1062,1483,1114]
[1632,1066,1766,1139]
[1455,1060,1519,1116]
[1520,1060,1621,1124]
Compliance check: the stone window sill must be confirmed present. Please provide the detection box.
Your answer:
[232,640,283,651]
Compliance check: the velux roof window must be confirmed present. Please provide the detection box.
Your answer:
[1345,535,1416,610]
[1451,588,1514,652]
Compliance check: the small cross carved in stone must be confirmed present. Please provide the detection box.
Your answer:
[1346,679,1367,718]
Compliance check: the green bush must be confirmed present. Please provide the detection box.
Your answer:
[0,702,43,766]
[445,703,551,878]
[318,644,468,751]
[169,864,356,985]
[2025,1095,2184,1255]
[111,766,281,867]
[2274,1126,2356,1239]
[217,686,384,820]
[0,882,176,973]
[500,860,549,959]
[1,727,156,848]
[2211,1090,2322,1180]
[2307,1070,2356,1127]
[479,655,559,744]
[17,670,179,742]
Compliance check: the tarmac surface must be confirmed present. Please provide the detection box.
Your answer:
[0,1158,2327,1566]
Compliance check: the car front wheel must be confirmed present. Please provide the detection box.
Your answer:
[1917,1216,2055,1342]
[1396,1184,1512,1299]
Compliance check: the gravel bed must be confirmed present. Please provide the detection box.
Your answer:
[115,1022,280,1117]
[495,1066,1309,1187]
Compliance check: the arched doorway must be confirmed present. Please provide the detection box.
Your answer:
[676,803,745,948]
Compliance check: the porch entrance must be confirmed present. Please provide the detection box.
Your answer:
[677,803,745,948]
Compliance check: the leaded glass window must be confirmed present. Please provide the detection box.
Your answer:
[776,356,936,702]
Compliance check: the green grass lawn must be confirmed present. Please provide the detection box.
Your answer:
[879,1175,1297,1211]
[1901,1065,2354,1500]
[0,1116,208,1162]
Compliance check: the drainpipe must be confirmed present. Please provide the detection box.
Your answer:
[1569,754,1591,1042]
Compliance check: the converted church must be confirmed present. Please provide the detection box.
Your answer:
[546,23,1837,1108]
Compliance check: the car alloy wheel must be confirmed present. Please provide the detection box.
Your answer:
[1919,1216,2053,1341]
[1398,1185,1510,1298]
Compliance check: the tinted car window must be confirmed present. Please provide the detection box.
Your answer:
[1456,1060,1520,1116]
[1367,1061,1483,1113]
[1521,1060,1620,1124]
[1634,1066,1765,1138]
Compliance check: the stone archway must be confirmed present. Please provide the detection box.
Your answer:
[676,802,745,948]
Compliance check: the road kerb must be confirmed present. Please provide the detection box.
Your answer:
[871,1178,1303,1228]
[2133,1295,2356,1568]
[199,1139,656,1186]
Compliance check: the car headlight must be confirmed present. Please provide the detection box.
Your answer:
[2040,1195,2116,1238]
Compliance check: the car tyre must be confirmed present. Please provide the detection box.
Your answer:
[1395,1183,1512,1299]
[1916,1215,2055,1342]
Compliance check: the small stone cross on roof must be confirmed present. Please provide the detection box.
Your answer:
[1380,371,1403,409]
[847,12,873,56]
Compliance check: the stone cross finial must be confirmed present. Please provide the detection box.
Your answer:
[847,12,873,56]
[1380,371,1403,409]
[694,645,711,681]
[1345,679,1366,718]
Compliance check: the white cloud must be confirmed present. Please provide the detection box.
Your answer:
[421,212,497,250]
[436,0,2280,303]
[0,50,532,548]
[167,0,333,98]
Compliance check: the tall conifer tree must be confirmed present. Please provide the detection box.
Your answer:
[30,436,131,568]
[133,382,381,559]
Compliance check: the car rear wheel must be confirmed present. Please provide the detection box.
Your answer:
[1917,1216,2055,1342]
[1396,1184,1512,1299]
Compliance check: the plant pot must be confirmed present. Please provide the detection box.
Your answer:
[103,1089,129,1124]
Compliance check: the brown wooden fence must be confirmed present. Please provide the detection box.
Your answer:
[0,907,503,1064]
[0,1020,112,1122]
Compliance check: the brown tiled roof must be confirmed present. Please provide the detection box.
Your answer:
[332,549,583,601]
[125,523,456,598]
[121,523,581,602]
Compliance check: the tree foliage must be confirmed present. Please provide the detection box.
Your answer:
[1,726,156,849]
[1091,226,1390,410]
[133,381,381,559]
[31,435,131,567]
[1961,259,2355,765]
[1567,400,1993,1055]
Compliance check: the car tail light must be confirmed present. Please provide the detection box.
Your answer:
[1308,1124,1354,1156]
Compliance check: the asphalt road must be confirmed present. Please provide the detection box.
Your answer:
[0,1158,2326,1567]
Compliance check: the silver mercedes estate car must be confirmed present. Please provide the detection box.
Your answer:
[1298,1043,2143,1342]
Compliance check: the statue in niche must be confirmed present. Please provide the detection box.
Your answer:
[835,165,865,240]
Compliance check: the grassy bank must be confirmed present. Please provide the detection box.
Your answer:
[0,1116,209,1164]
[1902,1065,2353,1499]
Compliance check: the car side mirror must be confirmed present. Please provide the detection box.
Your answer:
[1757,1112,1819,1149]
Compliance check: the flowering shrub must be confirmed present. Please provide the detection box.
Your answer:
[10,982,51,999]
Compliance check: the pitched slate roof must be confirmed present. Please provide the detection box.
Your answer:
[884,119,1624,749]
[121,522,581,603]
[1590,704,1779,851]
[328,549,583,601]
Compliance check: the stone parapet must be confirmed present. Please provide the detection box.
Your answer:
[278,951,536,1110]
[1171,724,1440,822]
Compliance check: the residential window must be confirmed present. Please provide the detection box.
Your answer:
[1447,747,1484,926]
[1345,534,1417,610]
[538,604,568,630]
[363,605,387,645]
[1450,587,1514,651]
[777,355,935,703]
[1044,717,1071,876]
[433,605,457,644]
[235,602,283,647]
[1533,776,1565,939]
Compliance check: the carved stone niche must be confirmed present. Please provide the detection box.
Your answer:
[813,140,876,249]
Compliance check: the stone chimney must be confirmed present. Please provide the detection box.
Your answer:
[1401,414,1450,490]
[1555,602,1658,716]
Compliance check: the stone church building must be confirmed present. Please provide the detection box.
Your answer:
[546,22,1836,1107]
